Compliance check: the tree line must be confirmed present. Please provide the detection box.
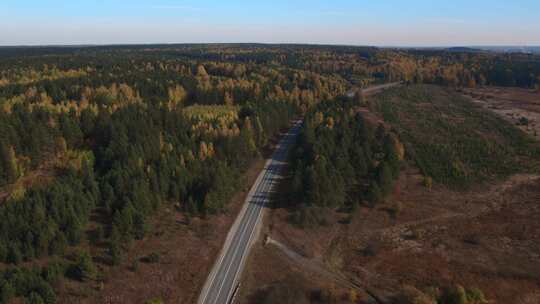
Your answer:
[288,96,403,227]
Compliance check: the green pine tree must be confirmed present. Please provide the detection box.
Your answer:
[73,250,96,281]
[0,144,20,183]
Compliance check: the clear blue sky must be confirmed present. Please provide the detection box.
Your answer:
[1,0,539,46]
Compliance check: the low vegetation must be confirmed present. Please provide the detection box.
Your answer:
[374,85,540,188]
[396,284,488,304]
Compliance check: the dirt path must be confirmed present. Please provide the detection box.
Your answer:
[376,174,540,247]
[346,82,402,98]
[266,237,391,304]
[461,87,540,140]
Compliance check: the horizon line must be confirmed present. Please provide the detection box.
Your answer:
[0,42,539,48]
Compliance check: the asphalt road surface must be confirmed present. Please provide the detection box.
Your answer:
[198,121,303,304]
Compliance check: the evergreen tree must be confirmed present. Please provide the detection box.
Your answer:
[7,245,22,264]
[25,292,45,304]
[383,134,401,178]
[351,145,368,178]
[0,282,15,303]
[0,144,20,183]
[377,162,394,195]
[133,212,149,240]
[109,241,123,266]
[72,250,96,281]
[367,182,382,205]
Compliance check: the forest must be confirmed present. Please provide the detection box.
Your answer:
[0,44,540,303]
[288,95,402,227]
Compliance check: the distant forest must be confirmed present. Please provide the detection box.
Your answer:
[0,44,539,303]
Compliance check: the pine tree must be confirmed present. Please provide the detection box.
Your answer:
[133,212,149,240]
[72,250,96,281]
[367,182,382,205]
[7,245,22,264]
[377,162,394,195]
[26,292,45,304]
[253,117,267,148]
[351,145,368,178]
[1,144,20,183]
[303,166,319,206]
[0,282,15,303]
[109,241,123,266]
[107,223,123,266]
[0,243,7,262]
[383,134,401,178]
[49,232,68,255]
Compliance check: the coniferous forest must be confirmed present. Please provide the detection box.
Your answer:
[1,45,540,303]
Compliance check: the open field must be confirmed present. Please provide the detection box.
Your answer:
[242,168,540,303]
[461,86,540,139]
[374,85,540,188]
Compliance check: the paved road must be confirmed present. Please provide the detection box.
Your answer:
[198,121,303,304]
[346,81,402,98]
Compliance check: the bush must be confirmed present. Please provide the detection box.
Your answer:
[423,176,433,189]
[466,288,488,303]
[131,260,139,272]
[441,285,468,304]
[109,242,123,266]
[518,117,529,126]
[261,278,309,304]
[396,285,436,304]
[290,206,330,229]
[388,201,403,217]
[147,252,160,264]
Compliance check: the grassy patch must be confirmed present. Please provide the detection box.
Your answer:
[373,85,540,188]
[183,104,239,123]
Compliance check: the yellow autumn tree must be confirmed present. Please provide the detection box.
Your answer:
[1,145,21,183]
[224,92,234,106]
[56,137,68,154]
[197,65,210,81]
[168,85,187,109]
[199,142,208,160]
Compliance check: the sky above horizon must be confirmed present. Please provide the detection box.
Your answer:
[1,0,539,46]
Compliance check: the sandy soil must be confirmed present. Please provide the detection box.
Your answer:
[461,86,540,139]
